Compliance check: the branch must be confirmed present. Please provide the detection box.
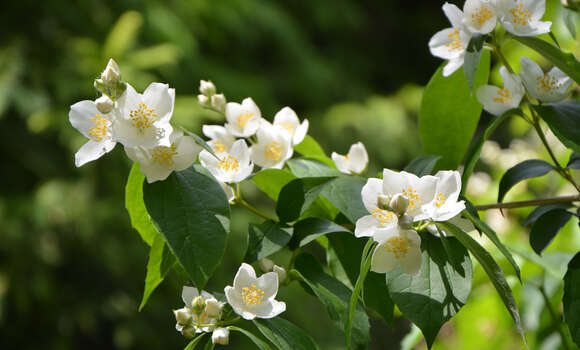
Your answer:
[475,194,580,211]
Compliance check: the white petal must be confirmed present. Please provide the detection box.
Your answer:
[400,246,423,275]
[273,107,299,128]
[429,28,464,60]
[463,0,497,34]
[256,272,279,299]
[382,169,408,197]
[143,83,174,122]
[434,170,462,202]
[354,215,380,238]
[347,142,368,174]
[229,140,250,165]
[74,139,116,167]
[232,162,254,183]
[443,2,465,28]
[182,286,200,307]
[140,161,173,183]
[69,100,100,138]
[331,152,350,174]
[519,56,543,98]
[172,136,201,171]
[477,84,513,116]
[526,0,546,20]
[370,243,399,273]
[443,57,464,77]
[293,119,309,145]
[361,178,383,212]
[225,286,254,320]
[233,263,257,290]
[255,299,285,319]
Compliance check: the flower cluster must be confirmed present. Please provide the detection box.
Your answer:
[429,0,552,77]
[355,169,471,275]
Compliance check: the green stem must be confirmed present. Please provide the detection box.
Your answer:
[234,183,277,222]
[287,248,300,271]
[475,194,580,210]
[346,240,374,350]
[538,285,572,350]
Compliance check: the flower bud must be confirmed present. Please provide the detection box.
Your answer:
[174,307,192,325]
[212,327,230,345]
[204,298,223,318]
[398,214,413,230]
[191,296,206,315]
[389,194,409,216]
[197,94,210,107]
[181,325,196,339]
[273,265,287,284]
[101,58,121,83]
[377,194,391,210]
[95,95,114,114]
[199,80,216,96]
[259,258,275,272]
[211,93,226,113]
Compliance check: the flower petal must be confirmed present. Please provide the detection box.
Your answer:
[74,139,116,167]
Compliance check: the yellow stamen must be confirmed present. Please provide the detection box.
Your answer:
[445,29,462,52]
[434,192,447,208]
[151,144,178,165]
[472,6,493,26]
[264,141,282,161]
[241,284,264,305]
[402,186,422,210]
[277,122,295,135]
[493,88,512,104]
[385,237,410,260]
[236,112,254,129]
[218,155,239,172]
[537,73,557,92]
[509,3,531,26]
[212,141,226,154]
[371,208,394,226]
[130,102,157,132]
[88,114,109,142]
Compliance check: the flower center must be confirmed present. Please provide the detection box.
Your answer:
[152,144,178,165]
[371,208,394,226]
[537,73,557,92]
[277,122,295,135]
[212,140,227,154]
[88,114,110,142]
[493,88,512,104]
[219,155,239,172]
[236,112,254,129]
[509,3,531,26]
[434,192,447,208]
[130,102,157,132]
[401,187,422,210]
[241,284,264,305]
[385,237,409,260]
[264,141,282,161]
[472,6,493,26]
[193,312,209,324]
[445,29,462,52]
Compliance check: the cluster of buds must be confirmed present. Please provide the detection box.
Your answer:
[93,59,127,102]
[197,80,226,113]
[259,258,287,284]
[174,287,226,343]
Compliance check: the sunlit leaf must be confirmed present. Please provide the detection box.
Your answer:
[532,101,580,154]
[563,252,580,347]
[253,318,320,350]
[529,209,573,255]
[498,159,554,203]
[139,234,176,310]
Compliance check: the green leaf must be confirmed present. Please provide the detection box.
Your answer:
[245,220,293,262]
[251,169,297,200]
[328,232,394,325]
[419,50,490,169]
[497,159,554,203]
[126,163,158,246]
[180,126,220,160]
[289,218,351,250]
[461,109,518,192]
[276,177,335,223]
[287,159,339,178]
[293,253,370,350]
[403,155,441,177]
[513,36,580,85]
[228,326,273,350]
[320,176,368,223]
[202,339,214,350]
[143,166,230,289]
[464,34,486,92]
[523,203,572,227]
[563,9,578,40]
[568,152,580,169]
[532,101,580,153]
[529,209,573,255]
[253,318,320,350]
[386,232,472,349]
[563,252,580,347]
[139,234,176,310]
[294,135,335,167]
[184,333,207,350]
[463,210,521,281]
[438,221,527,347]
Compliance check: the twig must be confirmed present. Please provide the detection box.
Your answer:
[475,194,580,210]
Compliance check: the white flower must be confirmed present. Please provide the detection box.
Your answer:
[225,98,262,138]
[273,265,287,284]
[519,57,573,102]
[219,181,235,203]
[463,0,498,34]
[272,107,309,145]
[331,142,369,175]
[250,122,293,169]
[427,214,476,236]
[69,99,117,167]
[355,178,398,240]
[205,299,225,318]
[125,130,201,183]
[199,80,216,96]
[95,95,114,114]
[382,169,439,220]
[211,94,227,113]
[199,139,254,183]
[101,58,121,83]
[497,0,551,37]
[424,170,466,222]
[429,3,473,77]
[371,227,422,275]
[476,66,525,116]
[224,263,286,320]
[114,83,174,148]
[212,328,230,345]
[177,286,218,334]
[202,125,236,155]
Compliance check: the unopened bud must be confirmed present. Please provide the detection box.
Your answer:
[204,299,223,318]
[211,93,226,113]
[273,265,287,284]
[389,194,409,216]
[212,327,230,345]
[198,94,210,107]
[377,194,391,210]
[199,80,216,96]
[181,325,196,339]
[398,214,413,230]
[174,307,192,325]
[259,258,275,272]
[101,58,121,83]
[191,296,206,315]
[95,95,114,114]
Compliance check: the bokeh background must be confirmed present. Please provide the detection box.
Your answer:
[1,0,579,349]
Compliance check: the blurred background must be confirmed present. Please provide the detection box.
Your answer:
[1,0,579,349]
